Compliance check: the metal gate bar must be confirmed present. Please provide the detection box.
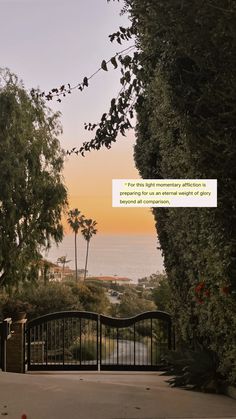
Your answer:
[100,311,172,371]
[26,311,99,371]
[25,311,173,372]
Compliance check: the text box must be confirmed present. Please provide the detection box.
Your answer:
[112,179,217,207]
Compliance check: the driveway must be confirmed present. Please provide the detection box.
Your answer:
[0,371,236,419]
[103,339,148,365]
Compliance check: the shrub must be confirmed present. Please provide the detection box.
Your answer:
[69,337,111,362]
[1,298,33,321]
[163,344,224,393]
[0,283,82,320]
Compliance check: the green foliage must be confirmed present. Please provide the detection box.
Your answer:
[16,283,82,319]
[138,272,166,287]
[101,60,108,71]
[124,0,236,385]
[0,68,67,288]
[67,281,111,315]
[0,280,111,320]
[67,209,85,235]
[1,298,32,321]
[81,219,97,242]
[69,338,114,362]
[152,276,172,312]
[118,287,156,317]
[164,345,224,393]
[69,339,98,361]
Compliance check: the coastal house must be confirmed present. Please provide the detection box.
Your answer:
[38,259,76,283]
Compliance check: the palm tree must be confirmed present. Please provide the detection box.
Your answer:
[56,256,71,272]
[81,219,97,280]
[67,209,85,281]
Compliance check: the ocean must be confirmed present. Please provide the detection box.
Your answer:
[44,234,164,282]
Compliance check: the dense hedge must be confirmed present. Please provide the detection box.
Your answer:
[124,0,236,384]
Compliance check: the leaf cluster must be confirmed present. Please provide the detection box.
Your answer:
[164,344,224,393]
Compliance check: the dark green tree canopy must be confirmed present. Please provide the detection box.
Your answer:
[124,0,236,384]
[0,69,68,287]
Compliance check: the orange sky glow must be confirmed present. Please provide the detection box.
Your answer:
[0,0,157,237]
[63,133,156,235]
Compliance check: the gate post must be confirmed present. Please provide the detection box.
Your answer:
[0,319,12,371]
[6,319,27,373]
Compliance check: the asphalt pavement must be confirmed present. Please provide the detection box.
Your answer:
[0,371,236,419]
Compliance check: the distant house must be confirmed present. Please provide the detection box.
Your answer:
[38,259,76,283]
[86,276,132,286]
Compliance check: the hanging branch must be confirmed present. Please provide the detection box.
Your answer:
[66,49,157,156]
[30,41,136,103]
[31,23,143,156]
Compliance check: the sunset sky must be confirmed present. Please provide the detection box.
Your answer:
[0,0,156,235]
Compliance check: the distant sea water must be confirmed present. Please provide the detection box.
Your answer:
[44,234,164,282]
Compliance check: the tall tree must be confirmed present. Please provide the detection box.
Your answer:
[124,0,236,383]
[67,209,84,281]
[0,68,67,288]
[81,219,97,280]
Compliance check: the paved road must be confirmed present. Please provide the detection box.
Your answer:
[103,339,148,365]
[0,371,236,419]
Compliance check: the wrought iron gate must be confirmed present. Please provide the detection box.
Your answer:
[26,312,99,371]
[100,311,172,370]
[25,311,173,371]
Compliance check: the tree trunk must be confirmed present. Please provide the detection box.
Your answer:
[84,240,90,281]
[75,232,78,281]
